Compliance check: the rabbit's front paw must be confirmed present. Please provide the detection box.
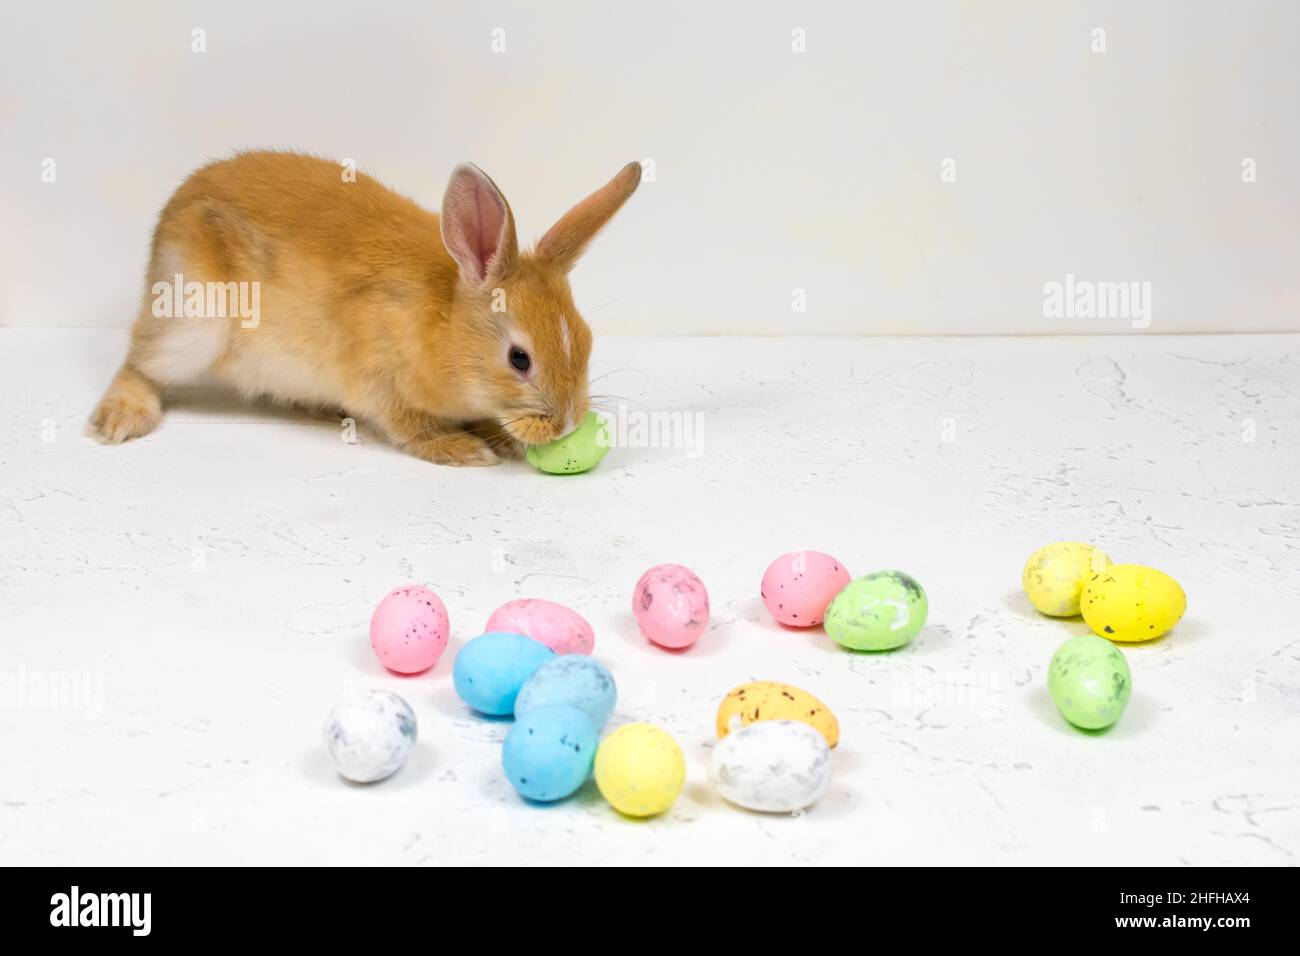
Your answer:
[465,420,526,460]
[405,431,499,467]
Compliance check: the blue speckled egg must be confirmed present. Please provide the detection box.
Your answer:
[502,704,599,802]
[452,632,555,716]
[515,655,617,730]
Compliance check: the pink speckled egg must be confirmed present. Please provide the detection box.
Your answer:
[632,564,710,649]
[369,585,450,674]
[484,598,594,655]
[761,551,851,627]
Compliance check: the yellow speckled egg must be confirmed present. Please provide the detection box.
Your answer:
[715,681,839,747]
[1080,564,1186,642]
[594,723,685,818]
[1022,542,1112,617]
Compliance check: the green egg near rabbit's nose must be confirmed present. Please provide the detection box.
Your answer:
[526,412,610,474]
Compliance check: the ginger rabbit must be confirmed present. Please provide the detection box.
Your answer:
[89,151,641,465]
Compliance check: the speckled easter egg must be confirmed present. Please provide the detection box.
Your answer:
[632,563,710,649]
[369,585,449,674]
[761,550,851,626]
[824,571,928,651]
[515,655,617,730]
[716,680,839,747]
[594,723,686,818]
[1022,542,1112,617]
[502,704,599,802]
[709,720,832,813]
[484,598,595,655]
[452,632,555,716]
[1047,634,1132,730]
[526,412,610,474]
[323,690,417,783]
[1080,564,1186,642]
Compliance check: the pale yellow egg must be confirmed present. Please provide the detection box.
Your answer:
[594,723,685,818]
[1022,542,1112,617]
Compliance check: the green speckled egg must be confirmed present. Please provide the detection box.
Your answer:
[1047,634,1132,730]
[823,571,928,651]
[526,412,610,475]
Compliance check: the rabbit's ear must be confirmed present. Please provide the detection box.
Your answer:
[536,162,641,272]
[441,164,519,286]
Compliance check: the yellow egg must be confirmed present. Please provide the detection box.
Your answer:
[715,681,839,747]
[594,723,685,818]
[1080,564,1186,642]
[1022,542,1112,616]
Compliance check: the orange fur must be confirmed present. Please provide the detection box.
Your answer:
[88,151,641,465]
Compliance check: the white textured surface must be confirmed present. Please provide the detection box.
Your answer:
[1,329,1297,865]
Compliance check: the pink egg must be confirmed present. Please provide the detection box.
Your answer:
[632,563,710,649]
[484,598,594,655]
[761,551,851,627]
[369,585,450,674]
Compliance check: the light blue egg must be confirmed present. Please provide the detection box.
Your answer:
[502,704,598,802]
[452,632,555,716]
[515,655,617,730]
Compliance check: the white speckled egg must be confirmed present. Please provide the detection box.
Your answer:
[323,690,417,783]
[708,719,832,813]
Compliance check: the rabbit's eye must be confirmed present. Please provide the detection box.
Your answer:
[508,347,531,373]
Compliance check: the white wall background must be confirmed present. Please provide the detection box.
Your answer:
[2,0,1297,335]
